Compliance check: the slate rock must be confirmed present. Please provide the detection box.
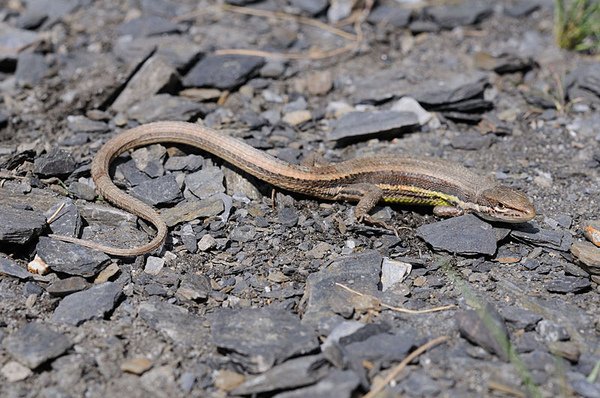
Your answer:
[566,63,600,105]
[499,306,542,330]
[278,206,299,227]
[161,198,224,227]
[3,322,72,369]
[37,237,110,277]
[569,371,600,398]
[367,5,412,28]
[474,52,536,74]
[412,75,488,107]
[176,273,211,301]
[511,223,573,252]
[45,201,82,237]
[327,111,419,144]
[185,167,225,199]
[416,214,497,256]
[210,307,319,373]
[0,22,40,65]
[117,15,180,38]
[536,320,569,342]
[127,94,208,123]
[112,56,179,112]
[139,300,208,346]
[571,241,600,275]
[46,276,90,297]
[344,330,416,364]
[425,3,493,28]
[33,148,77,177]
[15,8,47,30]
[66,115,110,134]
[273,370,360,398]
[457,303,510,361]
[0,257,33,280]
[164,154,204,172]
[130,174,182,206]
[0,205,46,245]
[116,158,151,187]
[114,34,202,72]
[183,54,265,90]
[289,0,328,15]
[233,354,330,395]
[504,0,541,18]
[52,282,122,326]
[545,276,591,294]
[400,372,441,396]
[450,133,493,150]
[302,251,382,332]
[21,0,80,29]
[15,52,48,86]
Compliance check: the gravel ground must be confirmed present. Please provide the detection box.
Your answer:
[1,0,599,397]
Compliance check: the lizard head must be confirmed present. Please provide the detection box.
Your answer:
[475,185,536,223]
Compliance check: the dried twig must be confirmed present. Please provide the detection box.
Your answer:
[180,3,373,60]
[363,335,450,398]
[46,202,66,224]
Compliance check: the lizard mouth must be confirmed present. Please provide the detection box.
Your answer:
[476,205,536,223]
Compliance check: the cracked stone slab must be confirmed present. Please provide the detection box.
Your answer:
[138,300,209,347]
[416,214,497,256]
[51,282,123,326]
[301,250,382,333]
[0,205,46,245]
[3,322,72,369]
[210,307,319,373]
[36,237,110,277]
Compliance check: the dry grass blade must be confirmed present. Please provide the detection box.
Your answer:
[363,335,450,398]
[488,380,526,398]
[335,283,457,314]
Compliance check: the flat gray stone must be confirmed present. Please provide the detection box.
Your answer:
[114,35,202,72]
[0,206,46,245]
[51,282,122,326]
[367,5,412,28]
[46,276,90,297]
[499,306,543,330]
[164,154,204,172]
[289,0,328,15]
[274,370,360,398]
[545,276,591,294]
[37,237,110,277]
[182,54,265,90]
[66,115,110,134]
[233,354,330,395]
[185,167,225,199]
[160,197,224,227]
[45,201,82,238]
[327,111,419,143]
[15,52,48,86]
[511,223,573,252]
[457,303,510,361]
[117,15,180,38]
[210,307,319,373]
[0,257,33,280]
[112,56,179,112]
[302,251,382,332]
[127,94,207,124]
[130,174,182,206]
[3,323,72,369]
[139,300,208,346]
[33,148,77,177]
[425,2,493,28]
[416,214,497,256]
[0,22,40,63]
